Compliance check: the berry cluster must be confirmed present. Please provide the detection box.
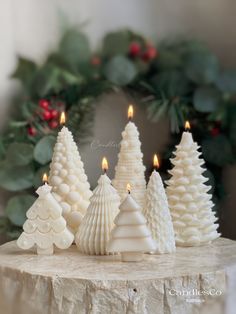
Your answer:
[27,99,65,137]
[129,41,158,62]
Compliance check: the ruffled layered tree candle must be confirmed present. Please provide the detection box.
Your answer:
[143,155,176,254]
[17,179,74,255]
[166,122,220,247]
[113,105,146,206]
[76,158,120,255]
[108,186,156,262]
[49,114,92,233]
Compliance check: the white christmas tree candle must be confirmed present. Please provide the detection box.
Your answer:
[166,121,220,247]
[143,155,176,254]
[75,158,120,255]
[108,184,156,262]
[49,112,92,234]
[17,174,74,255]
[113,105,146,207]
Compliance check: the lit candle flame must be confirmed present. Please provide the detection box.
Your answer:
[128,105,134,120]
[153,154,159,169]
[102,157,108,172]
[185,121,191,131]
[127,183,131,194]
[42,173,48,184]
[60,112,66,125]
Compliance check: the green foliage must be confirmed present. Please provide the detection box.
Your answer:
[103,30,130,57]
[185,51,219,84]
[104,55,137,86]
[1,28,236,238]
[6,143,34,166]
[0,162,34,191]
[193,87,221,113]
[59,30,90,69]
[202,135,233,166]
[34,136,56,165]
[5,194,36,226]
[11,57,37,90]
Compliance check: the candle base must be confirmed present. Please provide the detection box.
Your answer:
[121,252,143,262]
[37,246,54,255]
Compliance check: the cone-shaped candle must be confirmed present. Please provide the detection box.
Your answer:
[49,112,92,234]
[75,158,120,255]
[113,105,146,206]
[143,155,176,254]
[166,121,220,246]
[108,184,156,262]
[17,174,74,255]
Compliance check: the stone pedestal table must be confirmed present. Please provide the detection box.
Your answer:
[0,238,236,314]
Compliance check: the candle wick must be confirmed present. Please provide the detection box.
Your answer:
[128,190,131,194]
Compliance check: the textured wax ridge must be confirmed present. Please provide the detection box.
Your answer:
[17,184,74,251]
[166,132,220,247]
[112,121,146,207]
[107,194,157,253]
[75,174,120,255]
[143,170,176,254]
[48,126,92,233]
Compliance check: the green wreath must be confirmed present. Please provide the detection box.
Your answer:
[0,29,235,238]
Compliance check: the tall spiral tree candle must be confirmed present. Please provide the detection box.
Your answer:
[113,105,146,206]
[143,155,176,254]
[49,112,92,234]
[76,158,120,255]
[166,121,220,247]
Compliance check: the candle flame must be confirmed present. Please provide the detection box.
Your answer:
[185,121,191,130]
[102,157,108,172]
[127,183,131,193]
[60,112,66,125]
[42,173,48,183]
[128,105,134,120]
[153,154,159,169]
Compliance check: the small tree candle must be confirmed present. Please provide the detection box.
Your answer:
[17,174,74,255]
[108,184,156,262]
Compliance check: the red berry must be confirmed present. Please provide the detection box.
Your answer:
[39,99,50,109]
[210,127,220,137]
[91,56,101,66]
[42,110,52,121]
[50,109,59,119]
[129,42,141,57]
[141,46,158,62]
[27,126,37,136]
[49,120,59,129]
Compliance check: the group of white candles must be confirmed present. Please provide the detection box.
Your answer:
[17,105,220,261]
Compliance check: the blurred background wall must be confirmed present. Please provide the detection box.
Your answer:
[0,0,235,238]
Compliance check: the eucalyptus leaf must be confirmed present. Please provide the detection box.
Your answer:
[151,70,190,97]
[34,136,56,165]
[6,142,34,166]
[104,55,137,86]
[216,70,236,93]
[185,52,219,84]
[103,30,130,57]
[0,163,34,191]
[193,87,221,113]
[5,194,36,226]
[202,135,233,166]
[11,57,37,88]
[59,30,90,68]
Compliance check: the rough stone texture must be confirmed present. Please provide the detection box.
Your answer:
[0,238,235,314]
